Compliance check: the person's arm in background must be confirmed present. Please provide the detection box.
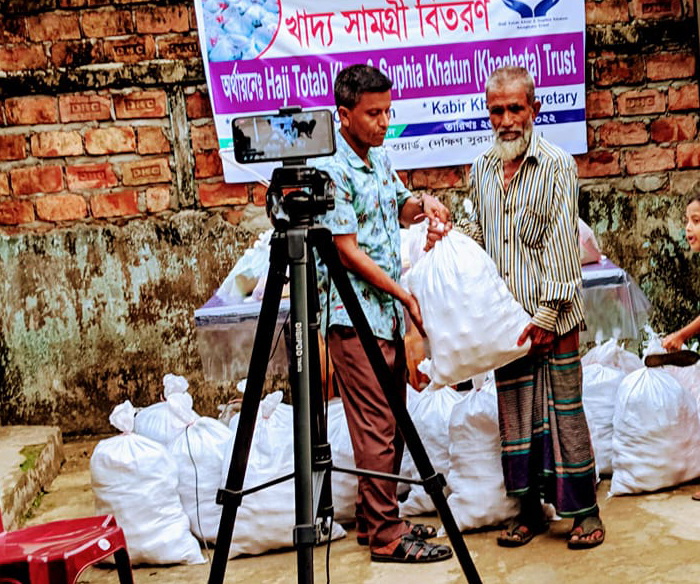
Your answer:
[663,316,700,350]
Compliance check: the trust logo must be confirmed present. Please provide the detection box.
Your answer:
[503,0,560,18]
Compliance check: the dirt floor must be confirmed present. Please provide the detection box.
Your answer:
[24,438,700,584]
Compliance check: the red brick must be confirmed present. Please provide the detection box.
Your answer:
[575,151,621,178]
[26,12,80,41]
[0,16,28,43]
[81,9,133,37]
[31,131,84,158]
[397,170,410,187]
[191,123,218,152]
[186,91,212,119]
[252,183,266,206]
[586,90,614,119]
[195,150,223,178]
[4,96,57,125]
[630,0,682,18]
[593,56,645,87]
[66,162,118,190]
[199,181,248,207]
[136,127,170,155]
[586,0,630,23]
[677,143,700,168]
[647,53,696,81]
[157,34,201,60]
[85,126,136,155]
[121,157,172,186]
[51,40,104,68]
[0,44,47,72]
[134,5,189,34]
[617,89,666,116]
[145,186,170,213]
[0,173,9,196]
[598,121,648,146]
[0,200,34,225]
[114,90,167,119]
[223,208,244,225]
[411,167,464,189]
[650,115,697,143]
[10,165,64,195]
[0,134,27,160]
[91,190,139,218]
[36,194,87,221]
[59,94,111,122]
[587,125,596,148]
[104,36,156,64]
[625,146,675,174]
[669,83,700,111]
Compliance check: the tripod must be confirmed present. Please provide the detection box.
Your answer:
[208,216,482,584]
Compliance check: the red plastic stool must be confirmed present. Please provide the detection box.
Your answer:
[0,511,133,584]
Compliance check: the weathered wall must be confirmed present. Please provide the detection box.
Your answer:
[0,0,698,432]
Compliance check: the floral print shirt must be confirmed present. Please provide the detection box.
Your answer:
[314,132,411,341]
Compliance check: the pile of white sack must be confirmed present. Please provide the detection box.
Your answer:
[91,376,350,565]
[581,336,700,495]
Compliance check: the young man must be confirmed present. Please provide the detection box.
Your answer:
[314,64,453,563]
[467,66,605,549]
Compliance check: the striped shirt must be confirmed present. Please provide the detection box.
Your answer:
[469,133,584,335]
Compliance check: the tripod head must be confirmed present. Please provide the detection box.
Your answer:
[266,165,335,228]
[232,106,337,229]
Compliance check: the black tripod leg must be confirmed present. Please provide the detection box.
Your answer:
[312,226,482,584]
[208,232,289,584]
[286,228,316,584]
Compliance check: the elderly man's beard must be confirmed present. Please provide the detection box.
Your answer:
[493,120,533,162]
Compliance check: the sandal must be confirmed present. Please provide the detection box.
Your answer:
[644,350,700,368]
[692,491,700,501]
[497,517,549,547]
[567,515,605,549]
[357,521,438,546]
[370,533,453,563]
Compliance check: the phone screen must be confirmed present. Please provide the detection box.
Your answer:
[233,109,335,163]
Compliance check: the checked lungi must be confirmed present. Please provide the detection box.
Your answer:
[494,327,598,517]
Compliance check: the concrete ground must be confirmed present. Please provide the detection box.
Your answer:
[8,433,700,584]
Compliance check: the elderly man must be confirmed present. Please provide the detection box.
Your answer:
[467,66,605,549]
[314,64,453,563]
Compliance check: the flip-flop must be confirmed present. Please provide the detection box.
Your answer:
[370,533,453,563]
[567,515,605,549]
[497,517,549,547]
[644,350,700,368]
[357,521,438,546]
[691,491,700,501]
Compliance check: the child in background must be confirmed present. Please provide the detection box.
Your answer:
[661,191,700,502]
[662,192,700,351]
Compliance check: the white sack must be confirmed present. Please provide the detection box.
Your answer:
[134,375,197,444]
[406,230,531,386]
[91,401,205,565]
[219,228,272,298]
[400,384,463,515]
[398,383,422,498]
[582,364,624,475]
[400,220,429,271]
[443,381,519,531]
[327,398,357,523]
[579,218,602,265]
[168,399,234,542]
[610,367,700,495]
[581,337,642,374]
[225,392,346,558]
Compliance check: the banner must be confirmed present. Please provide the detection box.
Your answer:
[194,0,586,183]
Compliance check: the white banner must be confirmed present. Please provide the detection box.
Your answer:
[194,0,587,183]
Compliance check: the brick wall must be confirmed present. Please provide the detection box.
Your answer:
[0,0,698,429]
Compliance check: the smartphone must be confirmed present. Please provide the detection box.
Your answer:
[232,109,336,163]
